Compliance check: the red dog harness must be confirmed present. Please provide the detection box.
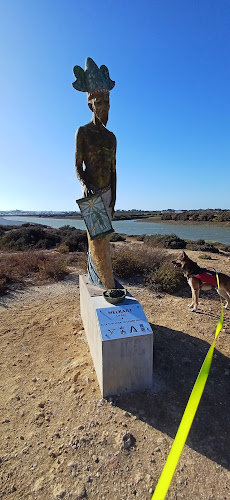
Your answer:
[187,271,217,287]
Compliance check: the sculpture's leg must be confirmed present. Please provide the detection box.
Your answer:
[87,232,115,289]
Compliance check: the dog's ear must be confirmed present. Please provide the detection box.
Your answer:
[181,250,188,259]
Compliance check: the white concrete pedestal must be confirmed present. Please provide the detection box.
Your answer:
[79,275,153,397]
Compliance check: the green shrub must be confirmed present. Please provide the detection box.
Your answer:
[56,244,70,253]
[199,254,212,260]
[58,226,87,252]
[186,242,219,253]
[0,224,87,252]
[110,233,126,242]
[112,245,165,279]
[0,226,60,251]
[143,234,187,249]
[146,262,186,293]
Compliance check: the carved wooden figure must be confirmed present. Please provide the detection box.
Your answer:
[73,58,117,289]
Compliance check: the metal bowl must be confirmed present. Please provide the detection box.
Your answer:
[103,288,126,304]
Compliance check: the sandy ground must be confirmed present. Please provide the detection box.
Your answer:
[0,249,230,499]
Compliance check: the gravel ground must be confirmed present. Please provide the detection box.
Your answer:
[0,250,230,499]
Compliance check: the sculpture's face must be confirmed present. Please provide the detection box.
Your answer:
[91,94,110,125]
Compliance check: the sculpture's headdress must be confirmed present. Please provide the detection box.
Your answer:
[72,57,115,101]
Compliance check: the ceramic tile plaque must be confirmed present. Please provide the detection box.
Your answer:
[76,194,114,239]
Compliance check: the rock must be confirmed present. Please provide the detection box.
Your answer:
[81,375,89,385]
[73,484,87,499]
[67,461,76,468]
[69,385,78,394]
[33,477,45,492]
[135,473,144,484]
[53,484,66,498]
[122,432,136,450]
[97,398,106,407]
[73,371,80,382]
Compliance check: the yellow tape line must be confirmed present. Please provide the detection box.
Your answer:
[152,274,224,500]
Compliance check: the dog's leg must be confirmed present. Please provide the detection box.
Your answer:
[192,288,199,312]
[189,287,195,309]
[188,278,199,311]
[217,287,230,309]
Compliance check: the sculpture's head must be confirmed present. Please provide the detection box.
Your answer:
[88,92,110,126]
[72,58,115,126]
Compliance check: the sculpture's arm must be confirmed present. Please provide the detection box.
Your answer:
[109,138,117,217]
[75,127,87,185]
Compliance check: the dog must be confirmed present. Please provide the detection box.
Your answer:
[172,251,230,311]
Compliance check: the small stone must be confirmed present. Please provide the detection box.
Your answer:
[122,432,136,450]
[36,412,45,419]
[32,377,38,382]
[97,398,106,407]
[69,385,78,394]
[67,461,76,468]
[33,477,45,492]
[22,447,29,454]
[149,487,153,494]
[53,484,66,498]
[73,371,80,382]
[77,425,84,431]
[38,402,45,408]
[73,484,87,499]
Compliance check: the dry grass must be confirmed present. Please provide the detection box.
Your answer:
[112,244,165,278]
[111,243,187,293]
[0,250,69,294]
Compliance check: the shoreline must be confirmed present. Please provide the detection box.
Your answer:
[3,214,230,227]
[137,217,230,228]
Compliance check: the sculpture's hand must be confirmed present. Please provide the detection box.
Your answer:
[82,182,97,197]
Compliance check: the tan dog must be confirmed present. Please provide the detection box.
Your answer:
[173,251,230,311]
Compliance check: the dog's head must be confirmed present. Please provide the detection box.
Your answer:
[172,251,190,271]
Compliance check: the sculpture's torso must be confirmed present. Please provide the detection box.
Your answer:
[78,122,116,190]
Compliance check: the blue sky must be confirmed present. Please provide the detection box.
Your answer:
[0,0,229,211]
